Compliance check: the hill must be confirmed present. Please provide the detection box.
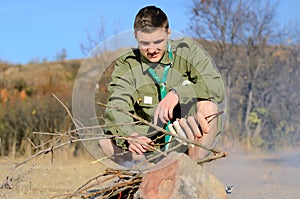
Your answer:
[0,40,299,157]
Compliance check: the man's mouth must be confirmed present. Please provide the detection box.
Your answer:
[147,52,159,59]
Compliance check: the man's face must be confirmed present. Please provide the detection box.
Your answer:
[135,28,170,63]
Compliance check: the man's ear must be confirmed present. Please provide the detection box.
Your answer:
[134,31,137,39]
[167,28,171,38]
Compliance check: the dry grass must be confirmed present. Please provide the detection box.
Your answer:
[0,152,106,199]
[1,142,300,199]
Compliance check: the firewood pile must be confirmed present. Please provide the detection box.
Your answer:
[63,152,227,199]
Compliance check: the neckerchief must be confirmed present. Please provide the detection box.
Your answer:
[147,41,173,151]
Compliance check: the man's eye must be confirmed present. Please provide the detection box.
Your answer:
[154,39,164,44]
[140,42,150,46]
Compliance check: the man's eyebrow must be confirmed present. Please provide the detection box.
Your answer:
[139,39,165,45]
[139,40,150,45]
[153,39,164,44]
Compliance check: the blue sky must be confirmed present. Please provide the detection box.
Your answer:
[1,0,299,64]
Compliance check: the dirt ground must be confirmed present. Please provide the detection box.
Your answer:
[0,143,300,199]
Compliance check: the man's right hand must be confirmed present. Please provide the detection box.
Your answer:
[128,132,153,155]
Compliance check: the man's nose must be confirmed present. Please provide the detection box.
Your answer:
[147,43,160,51]
[147,46,157,53]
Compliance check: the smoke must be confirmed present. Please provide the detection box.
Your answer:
[205,142,300,199]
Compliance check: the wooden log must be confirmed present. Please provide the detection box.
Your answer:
[135,152,227,199]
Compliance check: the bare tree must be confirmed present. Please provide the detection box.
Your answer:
[188,0,293,148]
[80,17,107,56]
[188,0,250,138]
[80,17,122,56]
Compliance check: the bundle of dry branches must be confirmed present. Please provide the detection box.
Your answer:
[51,168,142,199]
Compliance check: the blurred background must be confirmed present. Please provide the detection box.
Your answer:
[0,0,299,158]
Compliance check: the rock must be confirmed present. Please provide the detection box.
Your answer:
[135,152,226,199]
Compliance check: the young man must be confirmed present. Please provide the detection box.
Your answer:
[101,6,225,161]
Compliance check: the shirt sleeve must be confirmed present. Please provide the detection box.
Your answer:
[172,38,225,104]
[104,58,137,148]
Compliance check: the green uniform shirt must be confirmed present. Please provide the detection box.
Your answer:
[104,37,225,149]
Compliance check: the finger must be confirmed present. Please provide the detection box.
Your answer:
[136,143,147,153]
[167,124,177,136]
[173,120,187,140]
[147,138,155,146]
[178,118,195,141]
[154,106,160,125]
[143,138,154,150]
[129,144,144,155]
[168,108,173,120]
[196,112,209,134]
[187,116,202,138]
[128,137,148,154]
[173,120,188,146]
[159,109,168,124]
[146,140,155,151]
[128,147,137,154]
[168,123,184,144]
[163,110,170,123]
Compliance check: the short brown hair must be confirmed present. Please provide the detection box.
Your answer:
[134,6,169,33]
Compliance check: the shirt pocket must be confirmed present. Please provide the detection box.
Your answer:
[134,86,158,122]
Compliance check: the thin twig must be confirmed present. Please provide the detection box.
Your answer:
[205,110,225,123]
[52,94,78,128]
[197,152,227,164]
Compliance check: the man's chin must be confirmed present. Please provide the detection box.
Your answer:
[148,58,160,63]
[147,56,162,63]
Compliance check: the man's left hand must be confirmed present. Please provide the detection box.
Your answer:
[154,91,179,125]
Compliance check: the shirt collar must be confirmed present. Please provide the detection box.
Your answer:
[140,50,172,73]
